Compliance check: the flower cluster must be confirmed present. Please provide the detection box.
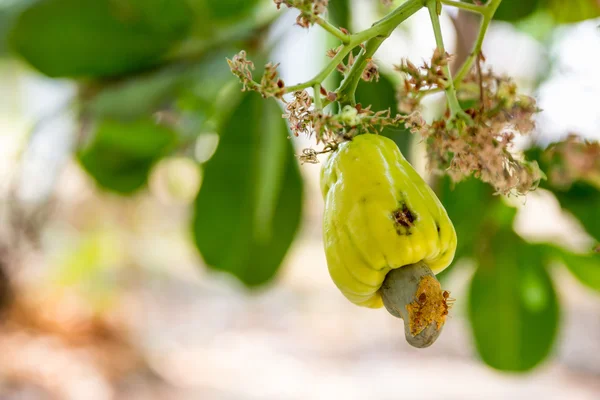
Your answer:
[284,89,413,158]
[274,0,328,28]
[326,45,379,81]
[405,64,542,195]
[541,134,600,189]
[395,48,450,113]
[362,59,380,82]
[227,51,285,99]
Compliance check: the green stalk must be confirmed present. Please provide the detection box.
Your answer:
[426,0,463,118]
[336,0,426,105]
[440,0,485,14]
[315,16,351,43]
[453,0,502,86]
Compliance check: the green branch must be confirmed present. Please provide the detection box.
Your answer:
[286,0,425,98]
[313,83,323,109]
[426,0,463,118]
[315,16,351,43]
[336,35,387,106]
[453,0,502,86]
[440,0,486,14]
[336,0,425,105]
[285,42,355,92]
[351,0,425,42]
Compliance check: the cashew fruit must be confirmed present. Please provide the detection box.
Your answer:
[320,133,457,308]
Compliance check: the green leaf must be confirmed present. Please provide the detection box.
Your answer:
[192,92,303,286]
[436,177,497,262]
[355,73,412,157]
[0,0,35,56]
[495,0,540,21]
[79,118,178,194]
[328,0,351,30]
[552,182,600,242]
[512,9,556,42]
[545,0,600,23]
[85,49,238,121]
[468,0,540,21]
[552,248,600,293]
[469,229,559,371]
[204,0,260,21]
[9,0,192,77]
[86,67,185,120]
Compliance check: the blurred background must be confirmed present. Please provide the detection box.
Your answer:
[1,0,600,399]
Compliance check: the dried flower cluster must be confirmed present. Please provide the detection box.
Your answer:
[274,0,328,28]
[326,45,355,75]
[326,45,379,81]
[362,59,380,82]
[227,51,285,99]
[406,65,542,195]
[395,48,450,113]
[284,90,412,163]
[542,134,600,189]
[229,35,544,195]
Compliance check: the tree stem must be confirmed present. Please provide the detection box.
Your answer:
[315,16,351,43]
[426,0,463,118]
[313,83,322,109]
[336,0,425,105]
[284,42,354,93]
[440,0,486,14]
[452,0,502,86]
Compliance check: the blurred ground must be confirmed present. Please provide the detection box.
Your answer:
[0,161,599,400]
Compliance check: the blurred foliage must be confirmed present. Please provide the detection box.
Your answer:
[78,118,178,193]
[468,0,600,24]
[436,175,599,371]
[327,0,351,30]
[492,0,541,22]
[1,0,599,374]
[9,0,193,77]
[193,92,303,286]
[469,228,559,371]
[527,146,600,242]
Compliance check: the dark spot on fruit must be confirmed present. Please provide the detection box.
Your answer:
[392,203,416,234]
[436,222,441,234]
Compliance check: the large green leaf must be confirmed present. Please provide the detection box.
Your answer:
[328,0,351,30]
[552,247,600,293]
[86,67,186,120]
[0,0,36,56]
[9,0,192,77]
[85,49,238,121]
[203,0,260,21]
[494,0,540,21]
[471,0,600,23]
[469,229,560,371]
[79,118,178,194]
[436,177,498,262]
[355,73,412,157]
[546,0,600,23]
[193,92,303,286]
[551,182,600,242]
[466,0,540,21]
